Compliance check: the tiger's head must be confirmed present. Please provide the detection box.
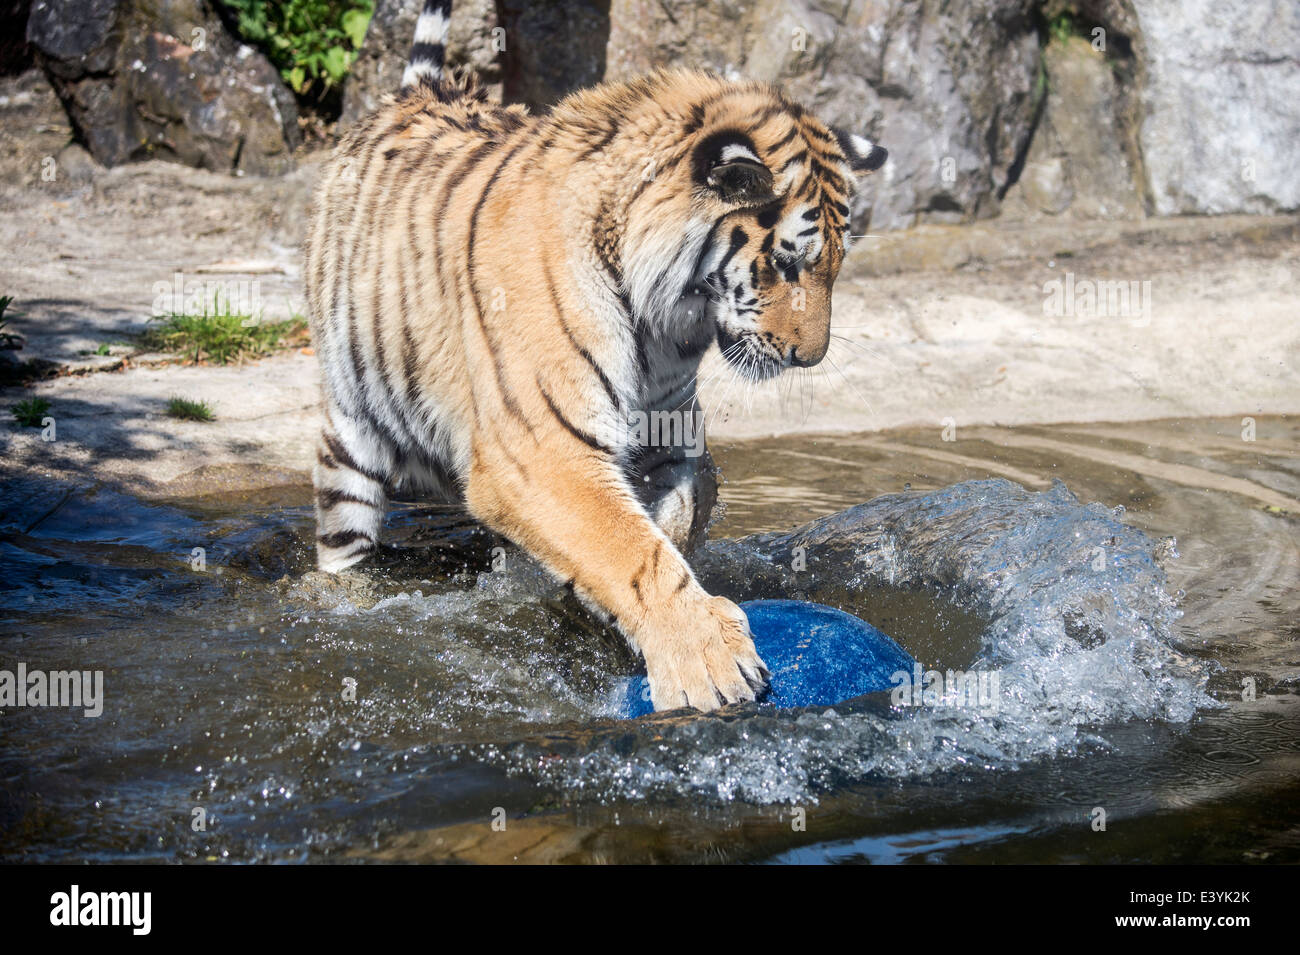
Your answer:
[691,125,885,380]
[688,114,885,381]
[614,73,887,382]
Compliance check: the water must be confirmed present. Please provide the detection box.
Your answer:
[1,417,1296,863]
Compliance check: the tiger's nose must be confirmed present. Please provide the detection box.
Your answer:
[790,341,827,367]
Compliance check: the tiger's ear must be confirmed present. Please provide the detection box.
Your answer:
[708,157,775,204]
[832,129,888,174]
[696,134,775,205]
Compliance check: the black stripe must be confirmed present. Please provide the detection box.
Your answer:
[542,256,622,411]
[751,103,783,129]
[592,197,624,287]
[577,125,618,161]
[633,328,652,384]
[777,149,808,174]
[615,289,635,321]
[430,139,499,427]
[801,122,836,145]
[331,131,386,421]
[408,41,445,66]
[808,157,846,194]
[317,530,376,550]
[683,101,707,135]
[322,431,387,485]
[756,204,782,229]
[430,141,495,312]
[466,135,534,425]
[576,341,620,409]
[540,384,615,456]
[768,125,802,153]
[497,442,530,479]
[719,226,748,270]
[355,149,417,458]
[686,214,729,293]
[317,487,379,510]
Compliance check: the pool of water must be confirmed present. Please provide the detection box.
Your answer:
[1,417,1296,863]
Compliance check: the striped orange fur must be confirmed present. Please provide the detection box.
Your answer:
[304,30,886,711]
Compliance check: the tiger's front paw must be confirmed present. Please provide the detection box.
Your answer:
[642,595,770,712]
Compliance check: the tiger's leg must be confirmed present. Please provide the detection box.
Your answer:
[634,445,718,555]
[466,442,767,711]
[313,412,389,573]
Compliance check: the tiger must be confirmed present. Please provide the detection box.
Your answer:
[303,0,888,713]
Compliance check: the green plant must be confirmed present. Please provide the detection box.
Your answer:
[139,297,307,365]
[220,0,373,100]
[12,397,50,428]
[165,396,216,422]
[1048,13,1074,45]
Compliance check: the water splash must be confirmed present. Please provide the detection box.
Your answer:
[480,479,1215,803]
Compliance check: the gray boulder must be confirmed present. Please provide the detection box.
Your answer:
[341,0,609,123]
[343,0,1041,232]
[335,0,1300,224]
[607,0,1041,231]
[1002,34,1145,219]
[1133,0,1300,215]
[27,0,300,176]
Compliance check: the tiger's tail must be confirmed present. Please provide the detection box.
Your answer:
[400,0,452,89]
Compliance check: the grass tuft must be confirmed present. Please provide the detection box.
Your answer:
[165,396,216,422]
[1048,13,1074,45]
[12,397,50,428]
[140,298,307,365]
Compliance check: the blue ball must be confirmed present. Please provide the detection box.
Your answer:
[621,599,916,718]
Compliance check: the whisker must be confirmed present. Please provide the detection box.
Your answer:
[829,334,888,364]
[824,353,876,420]
[673,341,743,414]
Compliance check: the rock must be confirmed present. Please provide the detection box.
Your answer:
[0,67,72,187]
[343,0,607,121]
[607,0,1043,232]
[26,0,300,176]
[1002,34,1144,219]
[1014,155,1075,216]
[495,0,608,108]
[343,0,1041,233]
[606,0,1049,231]
[54,140,99,183]
[1133,0,1300,215]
